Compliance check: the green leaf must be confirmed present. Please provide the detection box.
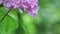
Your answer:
[0,15,18,34]
[8,9,18,21]
[0,7,18,21]
[21,13,37,34]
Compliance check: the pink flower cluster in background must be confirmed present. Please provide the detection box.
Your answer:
[0,0,39,17]
[0,0,3,4]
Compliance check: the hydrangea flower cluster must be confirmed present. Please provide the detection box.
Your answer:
[0,0,39,17]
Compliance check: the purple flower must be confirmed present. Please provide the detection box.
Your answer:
[1,0,39,17]
[3,0,20,9]
[18,0,39,17]
[0,0,3,5]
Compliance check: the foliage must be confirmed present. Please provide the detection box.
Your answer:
[0,0,60,34]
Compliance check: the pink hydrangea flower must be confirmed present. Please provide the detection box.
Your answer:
[19,0,39,17]
[0,0,3,5]
[1,0,39,17]
[3,0,20,9]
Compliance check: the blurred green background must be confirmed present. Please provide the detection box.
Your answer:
[0,0,60,34]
